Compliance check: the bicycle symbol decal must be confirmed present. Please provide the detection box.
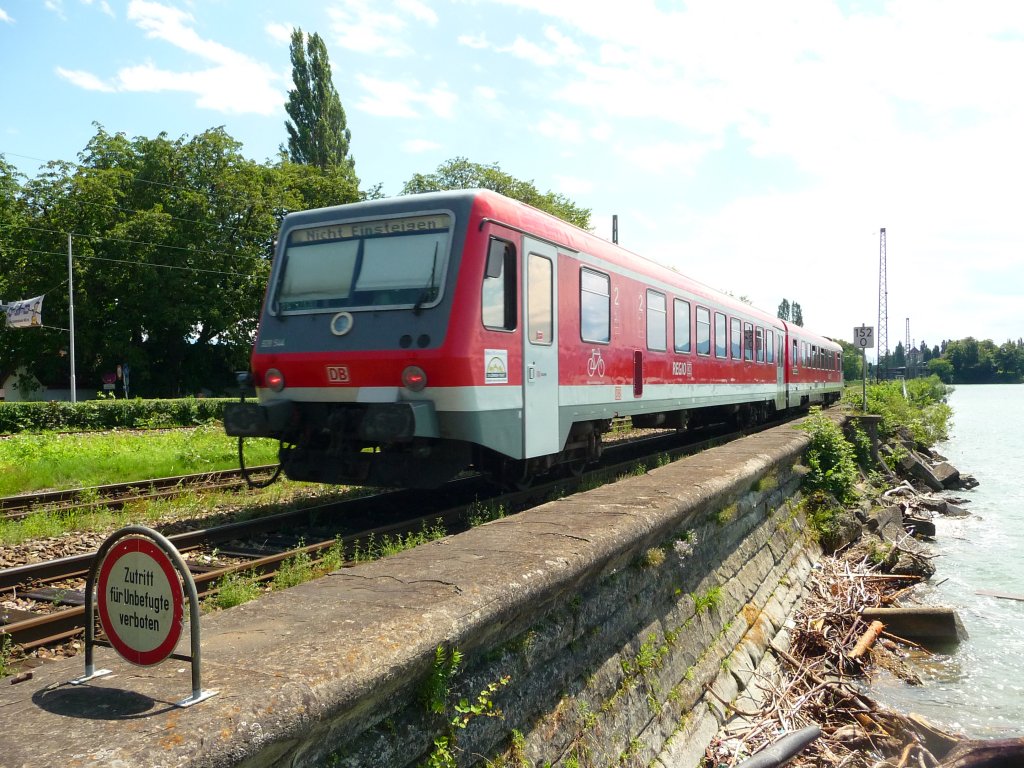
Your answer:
[586,349,606,377]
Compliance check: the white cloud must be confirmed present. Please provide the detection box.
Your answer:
[44,0,66,21]
[554,175,593,196]
[0,7,12,23]
[396,0,438,25]
[402,138,441,153]
[533,112,582,143]
[116,61,280,115]
[52,0,283,115]
[354,75,457,119]
[81,0,115,17]
[458,32,489,49]
[501,35,560,67]
[56,67,115,92]
[617,139,719,175]
[327,0,430,57]
[265,22,293,45]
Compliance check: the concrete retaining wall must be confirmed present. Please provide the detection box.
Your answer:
[0,418,824,768]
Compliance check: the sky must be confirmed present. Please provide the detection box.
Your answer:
[2,0,1023,358]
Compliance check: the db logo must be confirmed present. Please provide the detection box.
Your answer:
[326,365,350,383]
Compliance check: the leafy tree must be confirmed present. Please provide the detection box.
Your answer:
[2,125,284,397]
[402,157,591,229]
[836,339,864,381]
[927,357,954,383]
[0,156,34,384]
[994,340,1024,381]
[893,341,906,368]
[284,28,356,174]
[776,298,803,325]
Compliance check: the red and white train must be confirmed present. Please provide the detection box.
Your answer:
[225,189,843,488]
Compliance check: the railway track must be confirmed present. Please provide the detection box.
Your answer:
[0,416,794,659]
[0,465,280,521]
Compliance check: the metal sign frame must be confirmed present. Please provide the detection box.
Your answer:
[70,525,218,708]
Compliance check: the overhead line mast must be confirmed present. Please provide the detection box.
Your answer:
[877,227,888,381]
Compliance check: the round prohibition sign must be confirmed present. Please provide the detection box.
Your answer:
[97,536,184,666]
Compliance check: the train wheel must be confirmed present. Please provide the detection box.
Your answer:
[497,458,534,491]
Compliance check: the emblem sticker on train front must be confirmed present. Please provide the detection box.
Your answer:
[326,365,350,383]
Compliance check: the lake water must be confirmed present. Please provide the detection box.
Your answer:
[869,384,1024,737]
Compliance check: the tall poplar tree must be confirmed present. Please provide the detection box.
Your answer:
[284,29,355,173]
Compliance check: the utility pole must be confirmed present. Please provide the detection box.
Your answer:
[877,228,888,382]
[68,233,77,403]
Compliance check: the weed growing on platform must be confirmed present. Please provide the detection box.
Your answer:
[351,520,447,563]
[208,570,262,610]
[467,500,506,527]
[272,548,314,590]
[0,633,12,677]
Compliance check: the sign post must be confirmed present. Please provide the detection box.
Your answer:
[71,525,217,707]
[853,326,875,412]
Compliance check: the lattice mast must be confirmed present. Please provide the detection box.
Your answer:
[877,228,888,380]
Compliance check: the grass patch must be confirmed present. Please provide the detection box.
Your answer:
[207,570,263,610]
[0,476,345,547]
[0,423,279,496]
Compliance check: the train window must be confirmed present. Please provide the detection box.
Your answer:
[646,290,667,351]
[673,299,691,353]
[580,268,610,343]
[766,330,775,363]
[714,312,727,358]
[792,339,799,370]
[527,253,553,346]
[730,317,741,359]
[756,327,765,363]
[811,345,817,368]
[482,239,517,331]
[696,306,711,355]
[744,322,754,361]
[277,213,452,313]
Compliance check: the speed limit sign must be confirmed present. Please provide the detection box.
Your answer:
[853,326,874,349]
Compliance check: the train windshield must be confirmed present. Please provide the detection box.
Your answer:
[273,213,452,313]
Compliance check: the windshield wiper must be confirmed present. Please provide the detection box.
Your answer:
[413,242,440,315]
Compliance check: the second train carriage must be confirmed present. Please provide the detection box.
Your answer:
[225,189,843,488]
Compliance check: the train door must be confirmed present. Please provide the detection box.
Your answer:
[522,238,560,457]
[775,331,786,410]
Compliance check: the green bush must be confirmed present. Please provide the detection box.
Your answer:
[0,398,232,434]
[799,408,859,504]
[842,375,951,447]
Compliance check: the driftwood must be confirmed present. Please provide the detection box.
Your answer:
[703,554,982,768]
[938,737,1024,767]
[848,620,885,659]
[975,589,1024,603]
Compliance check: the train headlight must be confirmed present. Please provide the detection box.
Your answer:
[401,365,427,392]
[265,368,285,392]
